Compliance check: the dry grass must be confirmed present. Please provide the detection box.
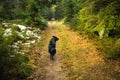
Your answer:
[56,21,119,80]
[30,21,120,80]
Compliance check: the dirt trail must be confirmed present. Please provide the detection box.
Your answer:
[30,21,120,80]
[30,21,66,80]
[45,54,64,80]
[44,21,66,80]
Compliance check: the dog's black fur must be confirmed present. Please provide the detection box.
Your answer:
[48,36,59,60]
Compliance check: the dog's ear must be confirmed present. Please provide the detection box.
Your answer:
[56,37,59,41]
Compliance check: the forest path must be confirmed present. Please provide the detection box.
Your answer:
[30,21,120,80]
[30,21,67,80]
[44,21,66,80]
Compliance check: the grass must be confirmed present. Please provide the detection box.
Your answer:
[55,21,118,80]
[29,21,120,80]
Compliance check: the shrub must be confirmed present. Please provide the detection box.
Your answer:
[95,38,120,60]
[0,23,33,79]
[25,16,32,26]
[110,39,120,59]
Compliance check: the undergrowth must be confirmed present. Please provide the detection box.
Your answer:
[0,23,33,79]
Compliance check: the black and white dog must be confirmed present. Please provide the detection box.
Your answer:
[48,36,59,60]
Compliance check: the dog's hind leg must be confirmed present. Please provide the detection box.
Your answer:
[50,55,54,60]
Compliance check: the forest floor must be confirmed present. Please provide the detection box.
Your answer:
[29,21,120,80]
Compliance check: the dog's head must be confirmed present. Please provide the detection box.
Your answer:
[52,36,59,41]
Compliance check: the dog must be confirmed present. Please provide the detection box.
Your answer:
[48,36,59,60]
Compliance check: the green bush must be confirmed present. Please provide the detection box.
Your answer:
[0,27,10,56]
[11,24,20,31]
[109,39,120,59]
[25,16,32,26]
[0,54,33,79]
[0,24,33,79]
[95,38,120,60]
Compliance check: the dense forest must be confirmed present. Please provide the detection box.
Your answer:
[55,0,120,59]
[0,0,56,79]
[0,0,120,79]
